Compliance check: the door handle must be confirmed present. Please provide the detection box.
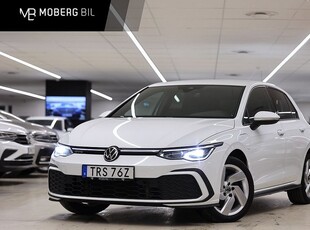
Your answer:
[277,130,285,136]
[299,128,305,133]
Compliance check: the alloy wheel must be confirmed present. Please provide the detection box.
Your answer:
[215,164,250,216]
[304,159,310,198]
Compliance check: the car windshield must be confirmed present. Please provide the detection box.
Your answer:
[28,119,53,126]
[111,85,245,118]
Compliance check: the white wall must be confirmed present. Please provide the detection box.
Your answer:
[0,97,45,117]
[0,96,123,119]
[91,100,122,118]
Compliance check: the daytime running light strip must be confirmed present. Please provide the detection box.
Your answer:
[263,33,310,82]
[110,5,167,83]
[90,89,113,101]
[0,85,45,100]
[0,51,61,80]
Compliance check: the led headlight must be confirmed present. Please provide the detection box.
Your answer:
[0,131,18,141]
[53,144,73,157]
[158,142,223,161]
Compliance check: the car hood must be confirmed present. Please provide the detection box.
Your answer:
[0,121,28,134]
[1,119,56,134]
[62,118,234,148]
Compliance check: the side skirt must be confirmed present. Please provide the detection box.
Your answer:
[254,183,300,198]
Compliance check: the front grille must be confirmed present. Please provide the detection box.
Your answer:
[72,148,106,155]
[71,147,159,156]
[33,134,58,143]
[15,134,30,145]
[49,169,202,200]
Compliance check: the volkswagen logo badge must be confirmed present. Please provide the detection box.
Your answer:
[104,146,120,162]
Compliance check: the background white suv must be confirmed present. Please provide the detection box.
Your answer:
[0,121,35,177]
[49,80,310,222]
[0,110,58,173]
[26,116,73,138]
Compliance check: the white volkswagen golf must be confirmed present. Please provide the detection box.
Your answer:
[49,80,310,222]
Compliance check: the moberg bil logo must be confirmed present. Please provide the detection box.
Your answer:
[20,8,36,21]
[19,8,95,22]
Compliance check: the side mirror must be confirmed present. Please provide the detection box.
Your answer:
[250,111,280,130]
[99,110,112,118]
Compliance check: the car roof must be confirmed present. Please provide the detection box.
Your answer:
[26,116,66,120]
[149,79,276,88]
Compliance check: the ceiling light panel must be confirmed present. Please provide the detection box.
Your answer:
[0,51,61,80]
[90,89,113,101]
[0,85,45,100]
[263,33,310,82]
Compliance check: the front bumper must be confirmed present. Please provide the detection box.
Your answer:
[48,153,222,207]
[0,141,36,172]
[33,143,56,167]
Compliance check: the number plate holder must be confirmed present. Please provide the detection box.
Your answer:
[82,165,134,180]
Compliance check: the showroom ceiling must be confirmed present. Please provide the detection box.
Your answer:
[0,0,310,102]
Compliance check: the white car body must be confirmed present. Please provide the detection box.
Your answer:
[0,111,59,171]
[0,121,36,174]
[49,80,310,222]
[26,116,72,138]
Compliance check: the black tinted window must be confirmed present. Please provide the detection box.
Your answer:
[53,120,63,131]
[244,87,275,125]
[268,88,298,119]
[111,85,245,118]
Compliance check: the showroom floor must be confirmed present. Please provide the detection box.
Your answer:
[0,173,309,230]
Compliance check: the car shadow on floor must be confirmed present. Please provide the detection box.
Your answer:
[0,180,24,186]
[48,194,299,227]
[49,206,209,226]
[2,171,47,179]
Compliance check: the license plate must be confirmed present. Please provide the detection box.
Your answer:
[82,165,134,180]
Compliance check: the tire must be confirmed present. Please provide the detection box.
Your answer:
[287,154,310,204]
[204,157,254,222]
[60,200,109,215]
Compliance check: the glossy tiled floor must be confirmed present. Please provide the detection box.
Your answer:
[1,172,310,230]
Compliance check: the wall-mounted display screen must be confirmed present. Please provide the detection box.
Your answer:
[46,96,86,121]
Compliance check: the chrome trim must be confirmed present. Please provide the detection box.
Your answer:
[72,147,107,152]
[121,149,160,153]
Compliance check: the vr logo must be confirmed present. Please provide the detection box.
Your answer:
[20,8,36,21]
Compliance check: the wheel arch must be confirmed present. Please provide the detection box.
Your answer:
[306,148,310,158]
[226,149,248,167]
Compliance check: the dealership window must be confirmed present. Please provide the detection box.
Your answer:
[267,88,298,119]
[243,87,275,125]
